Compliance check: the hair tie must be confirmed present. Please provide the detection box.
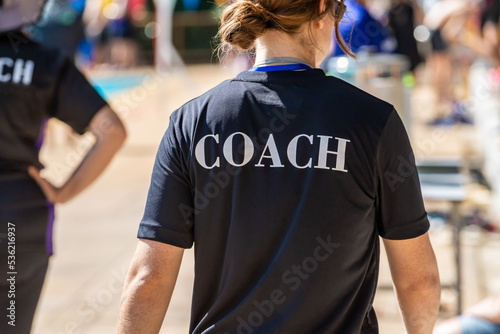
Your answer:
[250,2,270,23]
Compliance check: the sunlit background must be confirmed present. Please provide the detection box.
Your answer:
[17,0,500,332]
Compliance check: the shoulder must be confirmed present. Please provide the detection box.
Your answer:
[31,41,68,67]
[170,79,236,122]
[323,75,394,118]
[2,34,63,58]
[3,35,68,69]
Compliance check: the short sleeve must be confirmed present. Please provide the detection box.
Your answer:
[52,58,107,134]
[137,117,194,248]
[375,110,429,240]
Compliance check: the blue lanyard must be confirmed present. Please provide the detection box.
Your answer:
[248,63,312,72]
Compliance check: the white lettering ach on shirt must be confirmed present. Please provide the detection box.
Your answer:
[194,132,349,172]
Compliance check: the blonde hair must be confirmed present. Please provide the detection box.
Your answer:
[218,0,355,58]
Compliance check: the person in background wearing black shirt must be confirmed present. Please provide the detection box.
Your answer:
[481,0,500,67]
[117,0,440,333]
[0,1,126,333]
[388,0,423,72]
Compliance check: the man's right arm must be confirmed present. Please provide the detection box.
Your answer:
[117,239,184,334]
[29,106,126,204]
[464,295,500,323]
[383,232,441,334]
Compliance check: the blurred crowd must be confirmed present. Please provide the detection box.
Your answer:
[326,0,500,126]
[31,0,157,68]
[31,0,500,100]
[220,0,500,125]
[327,0,491,125]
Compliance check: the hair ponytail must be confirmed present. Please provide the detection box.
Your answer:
[334,0,356,58]
[218,1,270,51]
[218,0,355,57]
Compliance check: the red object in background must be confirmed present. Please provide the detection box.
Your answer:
[465,210,498,232]
[128,0,146,17]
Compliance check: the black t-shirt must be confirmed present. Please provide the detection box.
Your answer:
[482,0,500,29]
[138,69,429,333]
[388,1,422,71]
[0,31,107,173]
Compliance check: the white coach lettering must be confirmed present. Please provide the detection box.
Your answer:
[287,134,313,169]
[0,58,13,82]
[255,134,284,168]
[314,136,350,172]
[0,58,34,85]
[195,134,220,169]
[13,59,34,85]
[223,132,254,167]
[194,132,350,172]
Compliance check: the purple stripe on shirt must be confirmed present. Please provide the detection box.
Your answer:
[36,118,49,151]
[46,200,55,255]
[37,118,55,255]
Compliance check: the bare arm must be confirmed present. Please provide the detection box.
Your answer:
[29,106,126,203]
[118,239,184,334]
[412,0,424,25]
[383,232,441,334]
[464,295,500,324]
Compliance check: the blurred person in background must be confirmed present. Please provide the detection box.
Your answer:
[94,0,144,67]
[330,0,396,57]
[434,295,500,333]
[422,0,453,123]
[423,0,479,125]
[118,0,440,333]
[98,0,137,67]
[388,0,424,72]
[480,0,500,89]
[0,1,126,333]
[32,0,87,59]
[481,0,500,67]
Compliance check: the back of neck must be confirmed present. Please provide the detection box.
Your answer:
[254,31,318,68]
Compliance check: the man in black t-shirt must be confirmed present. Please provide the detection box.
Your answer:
[0,1,126,333]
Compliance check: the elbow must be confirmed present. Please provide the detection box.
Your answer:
[88,106,127,148]
[107,113,127,146]
[126,268,166,296]
[99,117,127,149]
[402,271,440,293]
[396,271,441,305]
[420,273,441,299]
[112,121,127,147]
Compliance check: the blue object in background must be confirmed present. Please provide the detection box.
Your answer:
[77,39,93,65]
[182,0,201,11]
[70,0,86,14]
[91,73,148,99]
[332,0,394,57]
[459,315,500,334]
